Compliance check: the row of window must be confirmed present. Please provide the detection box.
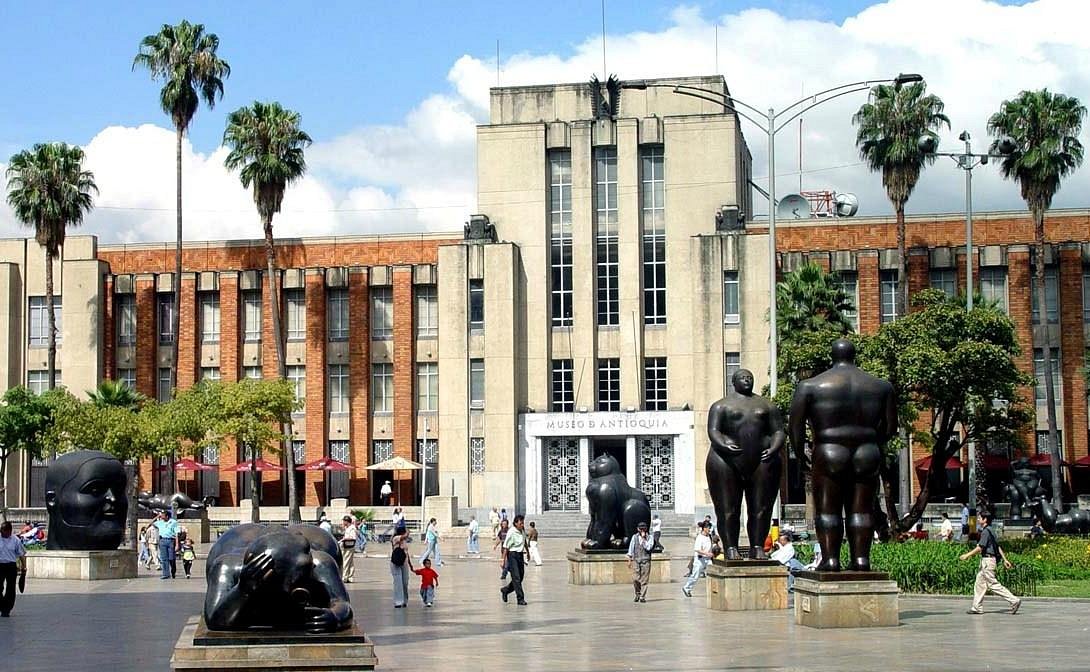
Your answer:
[549,356,670,412]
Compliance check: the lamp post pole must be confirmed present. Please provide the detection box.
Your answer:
[767,107,777,392]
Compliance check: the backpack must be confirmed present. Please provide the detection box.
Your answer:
[391,544,406,567]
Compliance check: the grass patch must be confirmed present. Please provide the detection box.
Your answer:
[1035,580,1090,598]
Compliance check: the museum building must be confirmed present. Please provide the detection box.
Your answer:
[1,75,1089,517]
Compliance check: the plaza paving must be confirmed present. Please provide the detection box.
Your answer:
[1,537,1088,671]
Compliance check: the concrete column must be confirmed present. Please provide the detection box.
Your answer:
[579,437,590,514]
[625,436,637,487]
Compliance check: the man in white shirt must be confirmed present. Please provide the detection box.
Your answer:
[380,481,394,505]
[467,516,480,554]
[340,516,358,583]
[0,521,28,617]
[939,513,954,542]
[650,514,663,550]
[682,523,715,597]
[770,533,806,591]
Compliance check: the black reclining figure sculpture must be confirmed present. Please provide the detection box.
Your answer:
[1032,498,1090,534]
[138,491,207,515]
[204,524,353,632]
[580,454,655,551]
[45,450,128,551]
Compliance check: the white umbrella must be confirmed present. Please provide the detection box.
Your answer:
[366,456,428,523]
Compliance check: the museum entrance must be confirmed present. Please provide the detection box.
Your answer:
[592,437,627,476]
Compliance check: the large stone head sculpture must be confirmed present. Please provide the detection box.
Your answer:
[45,450,128,550]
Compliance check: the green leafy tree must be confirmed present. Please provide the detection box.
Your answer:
[223,102,312,524]
[0,387,55,523]
[5,143,97,389]
[133,21,229,410]
[988,89,1086,508]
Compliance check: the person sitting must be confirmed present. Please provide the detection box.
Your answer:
[909,522,929,541]
[939,513,955,542]
[1029,518,1045,539]
[770,533,806,591]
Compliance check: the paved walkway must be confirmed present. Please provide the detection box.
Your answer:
[2,538,1087,671]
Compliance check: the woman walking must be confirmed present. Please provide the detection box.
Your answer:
[390,524,412,608]
[418,518,443,567]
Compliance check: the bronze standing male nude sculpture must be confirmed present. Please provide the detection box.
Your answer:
[707,368,785,560]
[788,339,897,572]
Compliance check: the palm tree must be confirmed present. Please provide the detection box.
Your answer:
[853,83,949,318]
[776,262,855,337]
[223,101,311,524]
[88,379,146,410]
[988,89,1086,509]
[133,21,230,401]
[6,143,98,390]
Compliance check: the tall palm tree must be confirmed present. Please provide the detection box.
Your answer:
[223,101,311,524]
[133,21,230,400]
[88,379,146,410]
[776,262,855,337]
[988,89,1085,509]
[6,143,98,390]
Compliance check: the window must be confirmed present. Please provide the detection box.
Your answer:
[157,367,172,402]
[200,292,220,343]
[1083,270,1090,323]
[327,288,349,341]
[469,359,485,408]
[28,296,61,347]
[416,285,438,338]
[723,271,740,324]
[371,287,393,339]
[1033,348,1061,403]
[725,352,740,393]
[287,365,306,407]
[242,290,261,342]
[469,279,484,329]
[1031,267,1059,324]
[1035,430,1063,455]
[470,438,486,473]
[27,370,56,394]
[328,365,349,415]
[642,146,666,325]
[644,357,668,411]
[116,294,136,346]
[834,271,858,331]
[929,268,956,298]
[549,150,573,328]
[243,366,262,380]
[417,439,439,496]
[201,367,220,382]
[597,358,620,411]
[879,270,900,323]
[595,147,619,326]
[372,439,393,463]
[417,362,438,412]
[551,359,574,412]
[157,293,176,345]
[980,267,1008,314]
[118,368,136,390]
[285,289,305,341]
[372,363,393,413]
[328,440,350,499]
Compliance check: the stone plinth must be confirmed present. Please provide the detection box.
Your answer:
[567,549,671,585]
[793,571,899,629]
[425,495,459,533]
[171,616,377,671]
[26,549,137,580]
[705,560,788,611]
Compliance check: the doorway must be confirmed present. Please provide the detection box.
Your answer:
[592,437,627,477]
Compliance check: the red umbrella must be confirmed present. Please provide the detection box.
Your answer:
[1072,454,1090,468]
[295,457,355,471]
[1028,453,1066,467]
[982,454,1010,470]
[222,458,285,472]
[914,455,965,470]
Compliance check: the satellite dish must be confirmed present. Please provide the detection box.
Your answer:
[776,194,811,220]
[834,193,859,217]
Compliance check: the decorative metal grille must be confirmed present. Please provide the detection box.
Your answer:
[469,438,485,473]
[372,440,393,463]
[638,435,674,509]
[202,445,219,465]
[418,440,438,465]
[545,437,581,511]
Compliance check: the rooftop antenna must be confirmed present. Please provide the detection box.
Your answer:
[496,39,501,86]
[799,83,804,192]
[601,0,607,81]
[715,24,719,75]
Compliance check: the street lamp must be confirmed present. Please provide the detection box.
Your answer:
[624,73,923,396]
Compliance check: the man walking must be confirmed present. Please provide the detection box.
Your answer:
[682,522,714,597]
[467,515,480,554]
[960,511,1021,615]
[626,521,654,603]
[154,510,180,580]
[0,521,27,617]
[651,514,662,549]
[500,514,528,606]
[341,515,358,583]
[144,518,161,571]
[489,507,500,540]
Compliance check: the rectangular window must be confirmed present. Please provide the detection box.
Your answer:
[595,147,619,326]
[372,363,393,413]
[551,359,574,412]
[834,271,858,331]
[327,288,349,341]
[1033,348,1061,403]
[1083,270,1090,323]
[417,362,438,412]
[468,279,484,329]
[723,271,740,324]
[469,359,485,408]
[200,292,220,343]
[371,287,393,339]
[1031,267,1059,324]
[725,352,740,394]
[157,367,172,402]
[879,270,900,324]
[116,294,136,346]
[328,364,349,415]
[240,290,261,342]
[1035,430,1063,455]
[929,268,956,298]
[644,357,667,411]
[287,365,306,407]
[597,358,620,411]
[28,296,61,347]
[283,289,305,341]
[200,367,220,382]
[642,146,666,325]
[549,150,573,327]
[469,438,486,473]
[415,285,438,338]
[372,439,393,463]
[27,370,54,394]
[118,368,136,390]
[242,366,262,380]
[980,267,1008,314]
[157,293,176,345]
[328,440,350,499]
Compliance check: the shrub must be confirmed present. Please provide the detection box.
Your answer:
[1003,536,1090,580]
[350,508,376,522]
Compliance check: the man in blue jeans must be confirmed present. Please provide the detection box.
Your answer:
[154,510,180,579]
[683,522,715,597]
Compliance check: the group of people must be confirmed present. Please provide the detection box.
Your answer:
[138,510,195,579]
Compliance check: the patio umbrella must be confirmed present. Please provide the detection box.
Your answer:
[913,455,965,470]
[366,456,426,516]
[158,457,215,501]
[982,454,1011,471]
[1072,455,1090,468]
[1027,453,1066,468]
[295,457,355,471]
[222,458,285,472]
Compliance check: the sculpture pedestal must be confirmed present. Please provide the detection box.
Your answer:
[566,549,672,585]
[171,617,378,671]
[705,560,788,611]
[793,571,899,629]
[25,549,137,580]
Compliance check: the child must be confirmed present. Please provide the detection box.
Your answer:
[180,538,196,579]
[413,557,439,607]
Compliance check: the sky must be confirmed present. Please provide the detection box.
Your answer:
[0,0,1082,244]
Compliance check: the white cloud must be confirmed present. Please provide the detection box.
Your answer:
[2,0,1089,244]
